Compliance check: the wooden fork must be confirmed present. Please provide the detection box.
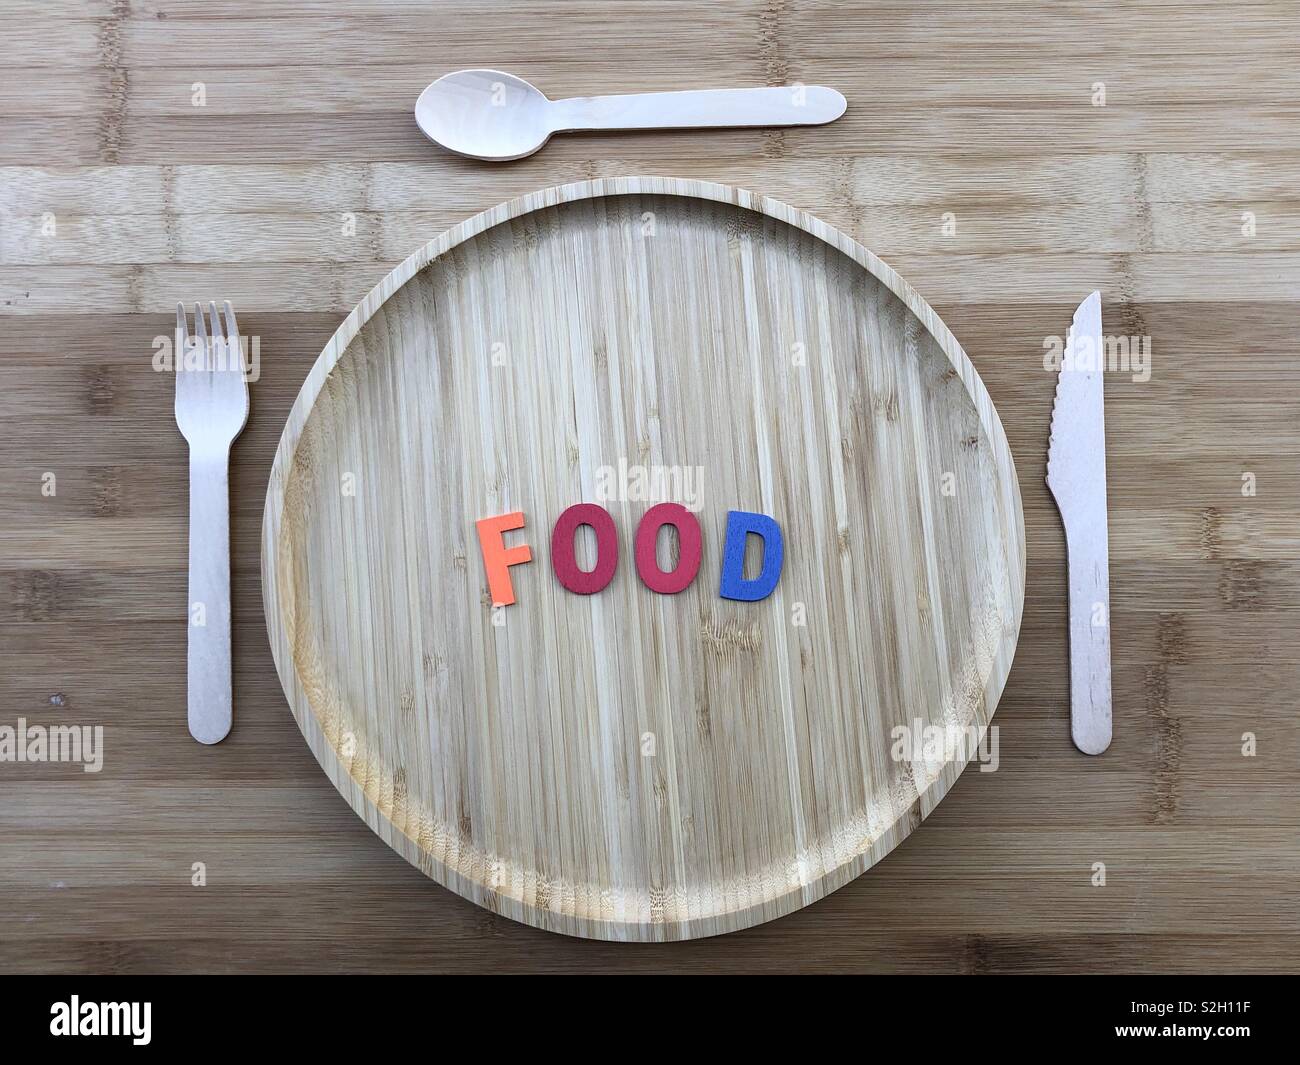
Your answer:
[174,302,250,744]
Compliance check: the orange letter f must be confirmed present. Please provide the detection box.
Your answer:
[475,511,533,606]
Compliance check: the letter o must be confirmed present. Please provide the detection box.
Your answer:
[634,503,702,594]
[551,503,618,594]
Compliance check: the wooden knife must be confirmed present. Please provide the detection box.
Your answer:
[1046,291,1113,754]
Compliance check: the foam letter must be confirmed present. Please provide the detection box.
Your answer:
[551,503,619,594]
[719,510,784,602]
[634,502,702,594]
[475,511,532,606]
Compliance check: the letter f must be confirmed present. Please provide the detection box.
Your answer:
[476,512,533,606]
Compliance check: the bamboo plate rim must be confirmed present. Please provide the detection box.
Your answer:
[261,176,1026,940]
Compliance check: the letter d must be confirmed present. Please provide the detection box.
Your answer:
[719,510,784,602]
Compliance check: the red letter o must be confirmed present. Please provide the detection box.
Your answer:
[634,503,702,594]
[551,503,618,595]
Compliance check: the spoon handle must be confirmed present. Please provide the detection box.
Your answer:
[549,85,846,134]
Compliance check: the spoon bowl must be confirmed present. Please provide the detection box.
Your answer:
[415,69,553,161]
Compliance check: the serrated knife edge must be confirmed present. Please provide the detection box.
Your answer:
[1046,290,1106,498]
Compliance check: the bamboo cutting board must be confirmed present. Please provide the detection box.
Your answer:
[261,176,1025,940]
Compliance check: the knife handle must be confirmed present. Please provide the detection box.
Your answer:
[1065,531,1112,754]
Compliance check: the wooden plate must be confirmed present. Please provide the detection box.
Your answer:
[262,177,1025,941]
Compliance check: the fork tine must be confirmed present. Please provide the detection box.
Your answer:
[222,301,245,376]
[193,302,209,369]
[175,302,187,372]
[207,301,224,341]
[208,301,226,371]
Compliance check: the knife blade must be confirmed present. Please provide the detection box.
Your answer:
[1046,291,1112,755]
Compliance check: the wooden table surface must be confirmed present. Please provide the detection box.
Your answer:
[2,1,1297,974]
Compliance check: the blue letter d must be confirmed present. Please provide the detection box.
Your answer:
[719,510,784,602]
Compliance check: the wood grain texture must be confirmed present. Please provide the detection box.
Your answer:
[0,0,1297,969]
[261,177,1025,939]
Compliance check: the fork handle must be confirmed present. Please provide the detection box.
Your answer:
[186,448,233,744]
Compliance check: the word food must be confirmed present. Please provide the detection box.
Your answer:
[475,503,784,606]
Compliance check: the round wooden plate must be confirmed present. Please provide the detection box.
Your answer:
[262,177,1025,941]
